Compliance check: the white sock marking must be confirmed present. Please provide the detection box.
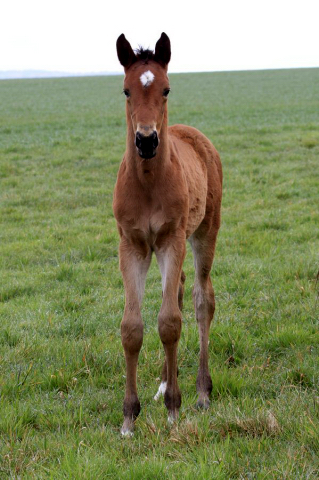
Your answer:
[121,428,134,437]
[167,414,175,425]
[154,381,167,401]
[140,70,155,87]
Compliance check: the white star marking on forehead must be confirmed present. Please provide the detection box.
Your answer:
[140,70,155,87]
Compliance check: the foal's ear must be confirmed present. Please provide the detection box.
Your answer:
[116,34,136,69]
[154,32,171,67]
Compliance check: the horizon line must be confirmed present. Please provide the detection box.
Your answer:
[1,65,318,80]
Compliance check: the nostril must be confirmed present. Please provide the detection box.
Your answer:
[135,132,143,148]
[152,131,158,148]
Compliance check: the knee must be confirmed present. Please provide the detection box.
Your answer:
[158,311,182,345]
[121,318,143,353]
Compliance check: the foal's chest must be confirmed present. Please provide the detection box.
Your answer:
[116,187,186,246]
[135,203,181,243]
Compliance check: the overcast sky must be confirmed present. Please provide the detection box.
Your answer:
[1,0,318,74]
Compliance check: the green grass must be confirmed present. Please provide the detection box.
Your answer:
[1,68,318,478]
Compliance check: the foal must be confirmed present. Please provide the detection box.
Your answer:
[113,33,222,435]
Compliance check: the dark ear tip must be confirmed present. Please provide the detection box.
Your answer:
[154,32,171,66]
[116,34,136,68]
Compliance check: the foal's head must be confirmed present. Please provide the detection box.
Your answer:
[117,33,171,159]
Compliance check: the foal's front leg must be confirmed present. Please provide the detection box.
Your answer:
[155,235,186,422]
[119,237,151,435]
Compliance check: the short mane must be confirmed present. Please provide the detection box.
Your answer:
[135,47,155,63]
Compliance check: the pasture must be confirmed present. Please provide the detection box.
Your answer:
[0,68,318,478]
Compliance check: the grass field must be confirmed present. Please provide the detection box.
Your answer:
[0,68,318,478]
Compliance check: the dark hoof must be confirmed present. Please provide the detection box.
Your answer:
[196,396,210,410]
[168,409,179,425]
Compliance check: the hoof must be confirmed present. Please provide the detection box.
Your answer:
[121,417,134,437]
[167,409,179,425]
[196,395,210,410]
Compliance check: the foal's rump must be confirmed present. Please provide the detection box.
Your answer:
[168,124,222,238]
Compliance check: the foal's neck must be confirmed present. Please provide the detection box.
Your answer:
[126,111,169,184]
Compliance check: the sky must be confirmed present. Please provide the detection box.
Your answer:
[1,0,319,75]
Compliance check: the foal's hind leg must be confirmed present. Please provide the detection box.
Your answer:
[178,270,186,311]
[154,270,185,401]
[189,230,218,409]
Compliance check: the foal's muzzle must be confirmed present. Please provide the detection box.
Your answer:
[135,131,159,159]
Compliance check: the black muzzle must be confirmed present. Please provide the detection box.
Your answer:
[135,131,159,159]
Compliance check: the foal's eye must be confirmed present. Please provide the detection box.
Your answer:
[123,89,130,98]
[163,88,170,97]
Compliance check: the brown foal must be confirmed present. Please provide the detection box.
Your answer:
[113,33,222,435]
